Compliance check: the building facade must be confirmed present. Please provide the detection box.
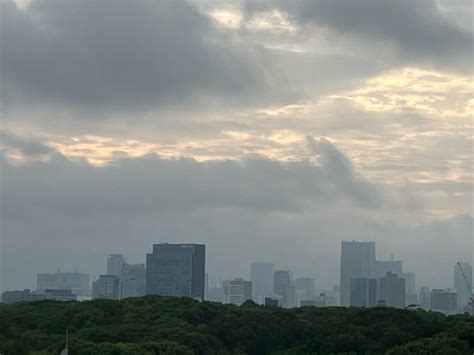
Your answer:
[92,275,120,299]
[37,272,90,297]
[250,262,275,304]
[294,277,315,302]
[120,263,146,299]
[378,272,406,309]
[431,289,457,315]
[223,278,252,305]
[107,254,126,277]
[146,243,205,299]
[350,278,377,307]
[340,241,376,306]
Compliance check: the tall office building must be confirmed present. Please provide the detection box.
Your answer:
[274,270,291,307]
[92,275,120,299]
[250,262,275,304]
[340,241,376,306]
[401,272,417,305]
[223,278,252,306]
[120,263,146,299]
[419,286,431,310]
[379,272,406,309]
[146,243,205,299]
[431,289,457,315]
[454,262,472,312]
[350,278,377,307]
[294,277,315,302]
[37,272,90,297]
[107,254,126,277]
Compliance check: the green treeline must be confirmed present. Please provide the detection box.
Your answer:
[0,296,472,354]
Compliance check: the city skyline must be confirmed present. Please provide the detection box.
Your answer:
[1,0,472,307]
[2,240,471,312]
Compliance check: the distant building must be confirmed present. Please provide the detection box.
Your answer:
[92,275,120,299]
[431,289,457,315]
[350,278,377,307]
[2,289,47,303]
[37,272,90,297]
[1,289,76,303]
[300,299,325,307]
[274,270,291,307]
[107,254,126,277]
[264,297,278,307]
[454,262,472,312]
[286,285,297,308]
[250,262,275,304]
[374,260,403,280]
[378,272,406,309]
[120,263,146,299]
[146,243,205,299]
[419,286,431,310]
[340,241,376,306]
[401,272,417,306]
[223,278,252,306]
[294,277,315,302]
[207,286,224,303]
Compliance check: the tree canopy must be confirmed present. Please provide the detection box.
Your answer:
[0,296,472,354]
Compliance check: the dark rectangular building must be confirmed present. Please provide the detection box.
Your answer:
[146,243,205,299]
[350,278,377,307]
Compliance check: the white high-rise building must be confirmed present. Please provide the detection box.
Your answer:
[223,278,252,306]
[251,262,275,304]
[454,262,472,312]
[379,272,406,309]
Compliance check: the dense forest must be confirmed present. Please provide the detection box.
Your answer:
[0,296,473,354]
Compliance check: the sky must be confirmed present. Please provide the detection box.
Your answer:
[0,0,473,291]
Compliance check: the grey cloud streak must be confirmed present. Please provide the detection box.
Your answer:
[245,0,473,71]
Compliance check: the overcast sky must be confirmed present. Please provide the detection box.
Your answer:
[1,0,472,291]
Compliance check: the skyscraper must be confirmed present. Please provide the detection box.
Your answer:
[250,262,275,304]
[378,272,406,309]
[294,277,315,302]
[454,262,472,312]
[120,263,146,299]
[419,286,431,310]
[340,241,376,306]
[107,254,125,277]
[401,272,417,305]
[223,278,252,306]
[146,243,205,299]
[350,278,377,307]
[274,270,291,307]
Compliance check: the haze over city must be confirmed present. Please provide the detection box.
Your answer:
[1,0,472,294]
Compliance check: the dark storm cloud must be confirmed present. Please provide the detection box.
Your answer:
[1,0,286,113]
[246,0,473,70]
[0,130,52,156]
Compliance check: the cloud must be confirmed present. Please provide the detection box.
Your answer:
[245,0,473,71]
[0,130,52,156]
[1,0,290,115]
[1,141,471,292]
